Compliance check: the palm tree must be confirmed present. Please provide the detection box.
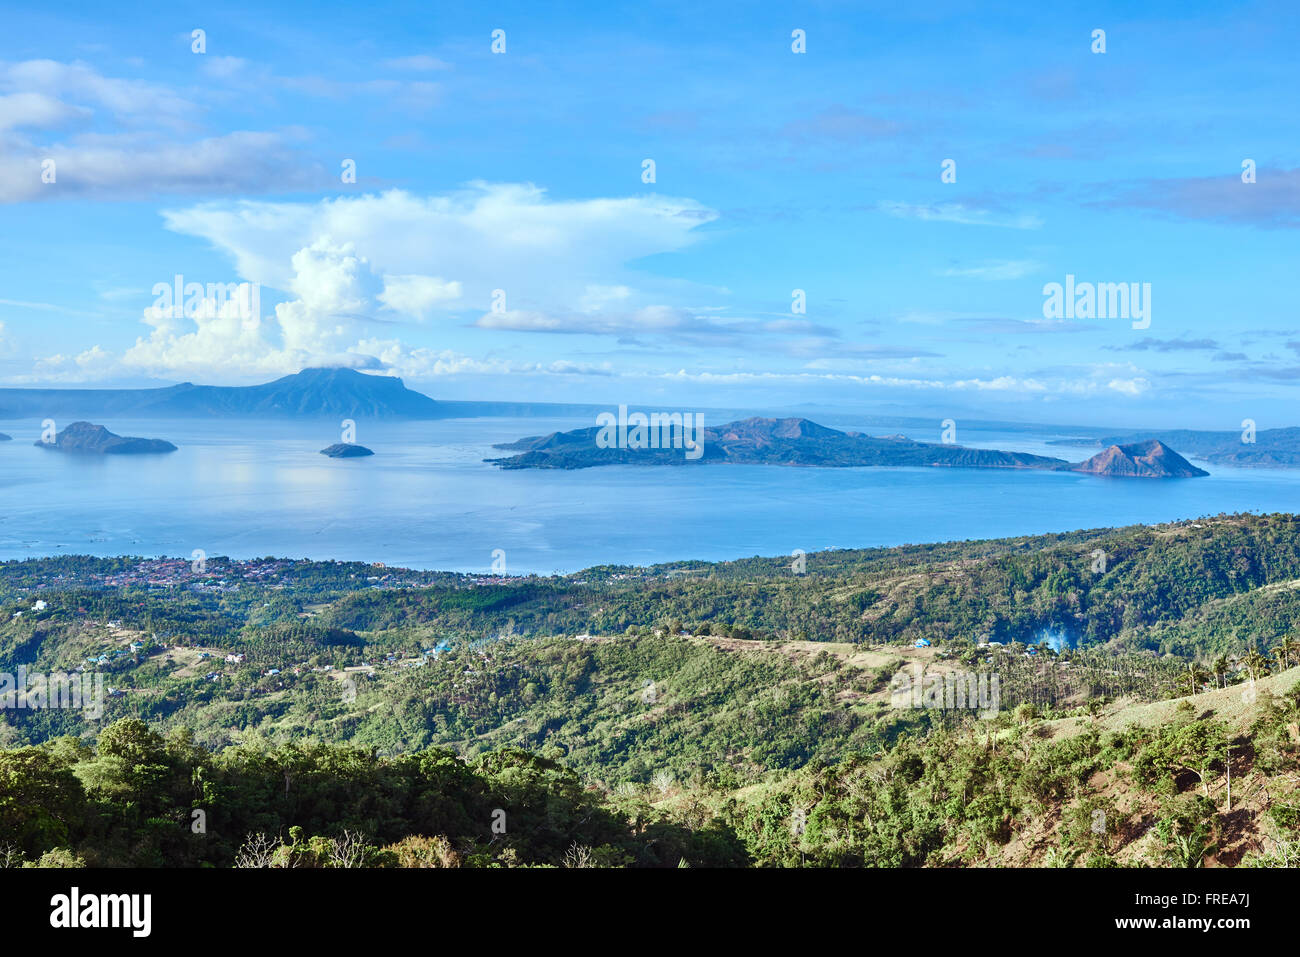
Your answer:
[1243,649,1271,682]
[1211,654,1230,689]
[1182,662,1211,696]
[1271,635,1298,671]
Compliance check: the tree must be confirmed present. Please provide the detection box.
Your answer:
[1134,719,1230,799]
[0,749,85,856]
[1270,636,1297,672]
[1242,649,1271,682]
[1180,663,1210,697]
[233,832,280,868]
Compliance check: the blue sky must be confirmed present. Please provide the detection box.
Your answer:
[0,0,1297,428]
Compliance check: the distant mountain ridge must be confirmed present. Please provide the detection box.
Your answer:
[0,368,440,419]
[1049,426,1300,468]
[489,416,1208,478]
[0,368,628,421]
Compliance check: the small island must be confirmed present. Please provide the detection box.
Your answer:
[35,421,177,455]
[1071,439,1208,479]
[487,416,1207,479]
[320,443,374,458]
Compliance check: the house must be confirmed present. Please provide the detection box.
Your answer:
[32,600,47,611]
[129,641,145,651]
[225,653,245,664]
[914,639,931,648]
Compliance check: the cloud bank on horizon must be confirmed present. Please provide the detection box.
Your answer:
[1,0,1298,428]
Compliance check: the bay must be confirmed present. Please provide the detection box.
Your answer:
[2,414,1297,574]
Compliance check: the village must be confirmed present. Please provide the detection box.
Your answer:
[15,609,462,705]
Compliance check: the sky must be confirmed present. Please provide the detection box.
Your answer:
[0,0,1297,429]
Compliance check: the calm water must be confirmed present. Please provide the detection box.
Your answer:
[1,415,1298,573]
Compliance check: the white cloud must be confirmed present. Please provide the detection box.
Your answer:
[1107,377,1150,396]
[0,91,89,130]
[378,274,462,319]
[33,344,115,380]
[645,367,1151,399]
[940,259,1041,280]
[0,130,320,203]
[0,59,320,203]
[879,201,1043,229]
[475,305,697,335]
[124,291,292,379]
[109,184,721,378]
[200,56,249,80]
[578,284,632,311]
[349,339,612,380]
[0,59,194,122]
[161,184,716,300]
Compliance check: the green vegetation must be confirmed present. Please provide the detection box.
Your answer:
[4,512,1300,866]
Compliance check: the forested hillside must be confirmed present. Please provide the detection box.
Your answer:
[4,513,1300,866]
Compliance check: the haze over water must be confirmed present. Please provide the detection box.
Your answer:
[3,415,1298,574]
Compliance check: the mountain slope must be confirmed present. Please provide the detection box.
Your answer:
[1050,426,1300,468]
[0,368,440,419]
[489,416,1203,477]
[1067,439,1209,478]
[35,421,176,454]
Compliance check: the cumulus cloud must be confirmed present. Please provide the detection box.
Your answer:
[378,274,462,319]
[110,184,726,378]
[32,344,115,381]
[161,184,716,301]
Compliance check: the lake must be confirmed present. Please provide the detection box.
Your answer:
[2,414,1299,573]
